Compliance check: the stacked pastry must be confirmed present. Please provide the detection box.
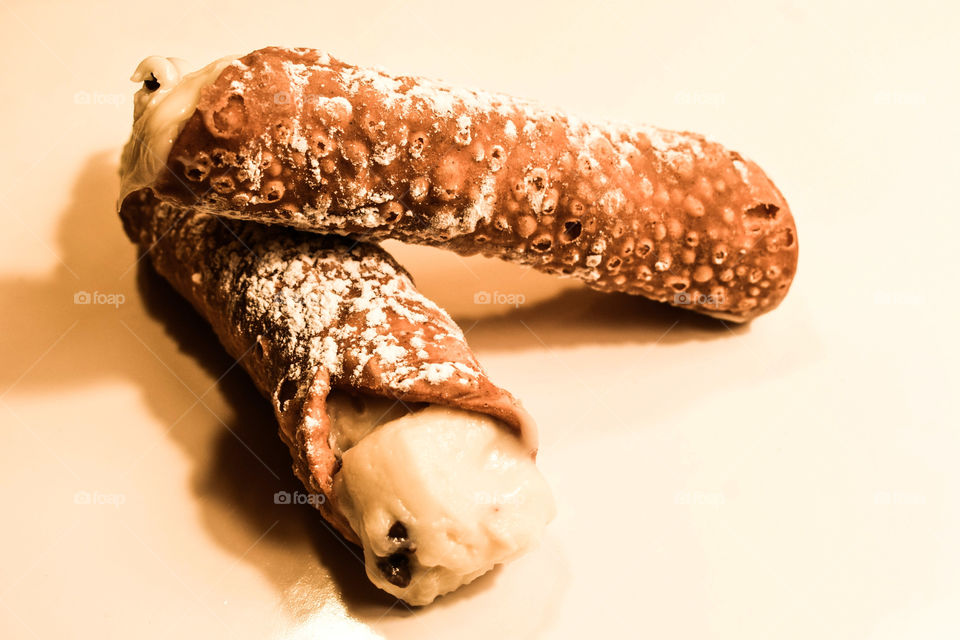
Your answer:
[120,47,798,605]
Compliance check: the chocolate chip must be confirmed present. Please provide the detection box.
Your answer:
[144,73,160,92]
[376,553,411,588]
[388,521,408,542]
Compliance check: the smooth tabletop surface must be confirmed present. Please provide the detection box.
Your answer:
[1,1,958,638]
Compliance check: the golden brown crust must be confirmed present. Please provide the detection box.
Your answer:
[147,46,798,322]
[120,189,535,542]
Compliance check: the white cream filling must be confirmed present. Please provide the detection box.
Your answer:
[119,54,238,204]
[328,395,555,606]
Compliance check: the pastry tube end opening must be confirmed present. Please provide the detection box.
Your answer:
[119,54,238,206]
[323,391,556,606]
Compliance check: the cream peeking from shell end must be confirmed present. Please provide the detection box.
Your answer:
[325,393,555,606]
[119,55,238,206]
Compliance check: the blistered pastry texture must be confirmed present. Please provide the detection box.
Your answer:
[147,47,798,322]
[120,189,535,541]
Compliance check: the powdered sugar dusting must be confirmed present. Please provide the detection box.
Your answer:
[132,194,495,416]
[733,159,750,184]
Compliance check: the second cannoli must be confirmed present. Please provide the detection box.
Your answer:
[120,189,555,605]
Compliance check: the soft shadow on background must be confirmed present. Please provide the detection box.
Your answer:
[452,288,743,353]
[0,151,393,622]
[0,151,736,628]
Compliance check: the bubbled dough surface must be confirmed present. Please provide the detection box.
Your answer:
[157,47,798,321]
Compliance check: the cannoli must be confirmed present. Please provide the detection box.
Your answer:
[119,189,555,605]
[121,47,799,322]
